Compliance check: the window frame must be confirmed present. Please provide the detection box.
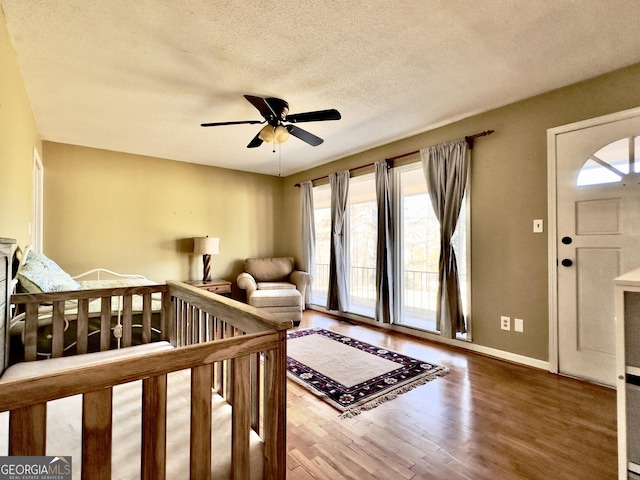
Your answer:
[392,162,472,339]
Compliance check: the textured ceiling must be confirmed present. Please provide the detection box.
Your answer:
[3,0,640,176]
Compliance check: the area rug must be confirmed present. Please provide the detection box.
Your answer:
[287,328,449,418]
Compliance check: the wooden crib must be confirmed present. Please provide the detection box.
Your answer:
[1,281,290,479]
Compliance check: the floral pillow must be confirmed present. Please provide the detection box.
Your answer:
[16,250,81,293]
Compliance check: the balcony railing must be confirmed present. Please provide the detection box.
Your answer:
[311,263,450,323]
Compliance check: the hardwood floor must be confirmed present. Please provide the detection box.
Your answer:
[286,310,617,480]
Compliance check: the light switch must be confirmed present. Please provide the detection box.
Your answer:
[514,318,524,332]
[533,219,544,233]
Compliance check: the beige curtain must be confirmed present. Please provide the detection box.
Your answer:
[420,139,470,338]
[327,171,350,312]
[375,160,394,324]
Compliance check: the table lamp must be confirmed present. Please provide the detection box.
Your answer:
[193,236,219,282]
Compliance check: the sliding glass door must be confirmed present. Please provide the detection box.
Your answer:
[310,164,470,337]
[310,175,377,316]
[395,164,469,335]
[346,174,377,317]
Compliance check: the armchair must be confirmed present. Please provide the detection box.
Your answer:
[237,257,312,326]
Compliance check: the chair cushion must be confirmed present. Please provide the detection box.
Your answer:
[257,281,296,290]
[244,257,294,282]
[264,309,302,323]
[248,289,301,308]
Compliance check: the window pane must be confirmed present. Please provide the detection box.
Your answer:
[593,138,630,173]
[311,185,331,305]
[347,174,377,317]
[396,165,468,334]
[452,193,468,319]
[576,159,621,186]
[399,168,439,331]
[577,136,640,186]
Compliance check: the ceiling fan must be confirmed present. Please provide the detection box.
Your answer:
[201,95,341,148]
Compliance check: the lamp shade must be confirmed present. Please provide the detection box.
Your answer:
[193,236,219,255]
[258,125,290,144]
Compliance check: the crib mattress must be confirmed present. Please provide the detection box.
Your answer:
[0,343,264,480]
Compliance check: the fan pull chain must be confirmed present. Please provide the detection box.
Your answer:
[278,143,282,177]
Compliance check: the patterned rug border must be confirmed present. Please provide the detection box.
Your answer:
[286,328,449,418]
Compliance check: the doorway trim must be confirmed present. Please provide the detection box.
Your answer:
[32,148,43,253]
[547,105,640,375]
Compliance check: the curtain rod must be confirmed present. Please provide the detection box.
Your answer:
[386,129,494,161]
[294,129,494,187]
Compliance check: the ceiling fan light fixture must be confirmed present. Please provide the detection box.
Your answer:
[258,124,290,144]
[274,125,290,143]
[202,95,339,148]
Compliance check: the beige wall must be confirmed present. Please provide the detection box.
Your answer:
[282,63,640,361]
[43,142,284,296]
[0,7,41,246]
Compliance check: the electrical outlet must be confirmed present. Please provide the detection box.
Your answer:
[501,316,511,331]
[514,318,524,332]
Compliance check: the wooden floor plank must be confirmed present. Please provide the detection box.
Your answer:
[286,310,617,480]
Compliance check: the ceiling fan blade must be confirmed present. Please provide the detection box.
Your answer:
[244,95,279,121]
[286,125,324,146]
[285,109,341,123]
[247,132,263,148]
[201,120,262,127]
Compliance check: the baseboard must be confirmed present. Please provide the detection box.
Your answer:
[464,343,550,370]
[307,305,550,371]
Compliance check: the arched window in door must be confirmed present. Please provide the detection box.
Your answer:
[577,136,640,186]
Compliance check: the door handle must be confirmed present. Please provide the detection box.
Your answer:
[561,258,573,267]
[561,236,573,245]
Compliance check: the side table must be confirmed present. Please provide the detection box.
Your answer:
[184,279,232,296]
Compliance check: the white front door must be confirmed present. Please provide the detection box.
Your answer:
[551,109,640,386]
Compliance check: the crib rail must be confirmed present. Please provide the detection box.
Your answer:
[167,280,290,479]
[4,281,290,480]
[11,284,171,360]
